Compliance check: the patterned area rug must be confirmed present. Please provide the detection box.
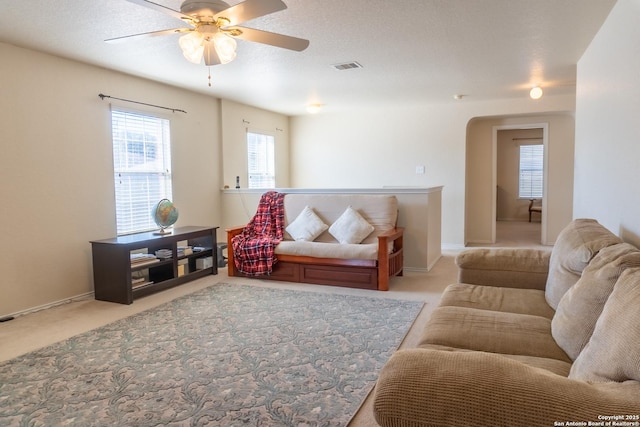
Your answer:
[0,283,423,426]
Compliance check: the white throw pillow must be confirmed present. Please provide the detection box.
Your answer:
[329,206,374,244]
[285,206,328,241]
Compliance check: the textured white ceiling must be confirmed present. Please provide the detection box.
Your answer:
[0,0,616,115]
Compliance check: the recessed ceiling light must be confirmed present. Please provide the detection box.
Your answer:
[306,103,324,114]
[530,86,543,99]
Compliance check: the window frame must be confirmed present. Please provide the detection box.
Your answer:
[110,108,173,235]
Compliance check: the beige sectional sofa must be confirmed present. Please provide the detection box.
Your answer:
[374,219,640,426]
[227,193,404,290]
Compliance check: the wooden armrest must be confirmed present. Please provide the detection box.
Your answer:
[226,225,246,276]
[377,227,404,291]
[377,227,404,242]
[226,225,245,235]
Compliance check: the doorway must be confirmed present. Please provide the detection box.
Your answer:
[492,124,548,245]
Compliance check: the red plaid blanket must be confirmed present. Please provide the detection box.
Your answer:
[231,191,286,276]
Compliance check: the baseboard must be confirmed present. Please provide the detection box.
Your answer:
[464,240,494,245]
[403,266,429,273]
[6,291,95,320]
[442,243,466,251]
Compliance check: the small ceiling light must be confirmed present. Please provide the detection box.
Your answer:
[453,94,464,100]
[530,86,543,100]
[306,104,323,114]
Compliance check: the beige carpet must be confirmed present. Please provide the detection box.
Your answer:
[0,220,545,426]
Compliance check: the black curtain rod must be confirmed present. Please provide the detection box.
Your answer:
[98,93,187,114]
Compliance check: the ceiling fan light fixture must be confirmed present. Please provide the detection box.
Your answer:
[212,32,237,64]
[179,32,205,64]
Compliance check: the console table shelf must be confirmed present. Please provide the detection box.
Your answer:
[91,226,218,304]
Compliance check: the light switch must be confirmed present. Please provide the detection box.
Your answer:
[415,165,425,174]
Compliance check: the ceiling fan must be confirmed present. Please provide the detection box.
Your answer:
[106,0,309,67]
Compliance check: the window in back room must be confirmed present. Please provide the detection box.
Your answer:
[518,144,543,199]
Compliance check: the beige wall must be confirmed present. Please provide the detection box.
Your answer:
[220,99,290,190]
[466,114,575,245]
[290,98,576,248]
[574,0,640,247]
[0,43,221,316]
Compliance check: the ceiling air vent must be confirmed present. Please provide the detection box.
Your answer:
[331,61,363,71]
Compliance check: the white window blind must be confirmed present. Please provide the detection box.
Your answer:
[111,110,173,235]
[518,144,544,199]
[247,131,275,188]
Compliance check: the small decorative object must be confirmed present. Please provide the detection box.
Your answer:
[152,199,179,235]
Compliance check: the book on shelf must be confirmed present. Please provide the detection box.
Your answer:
[130,252,156,261]
[155,249,173,259]
[132,280,154,290]
[130,257,160,268]
[177,246,193,257]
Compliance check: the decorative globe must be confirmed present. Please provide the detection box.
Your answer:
[152,199,179,233]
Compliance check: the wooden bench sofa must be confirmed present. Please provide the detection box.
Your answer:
[226,193,404,291]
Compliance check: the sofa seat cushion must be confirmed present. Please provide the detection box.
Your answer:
[420,306,571,362]
[440,283,555,319]
[374,349,640,427]
[552,242,640,361]
[546,218,622,310]
[456,248,550,290]
[417,343,572,376]
[275,240,379,260]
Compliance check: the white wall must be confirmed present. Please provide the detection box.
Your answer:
[0,43,221,316]
[290,97,576,247]
[575,0,640,246]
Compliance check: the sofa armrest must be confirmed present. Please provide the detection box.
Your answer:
[456,248,551,290]
[374,349,640,427]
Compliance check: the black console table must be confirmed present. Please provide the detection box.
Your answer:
[91,226,218,304]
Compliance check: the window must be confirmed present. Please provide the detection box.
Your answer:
[247,131,275,188]
[111,109,173,235]
[518,144,544,199]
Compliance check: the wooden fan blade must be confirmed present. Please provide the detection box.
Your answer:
[229,27,309,51]
[105,28,190,43]
[214,0,287,26]
[125,0,196,22]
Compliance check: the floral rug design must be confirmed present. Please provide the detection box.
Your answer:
[0,283,423,426]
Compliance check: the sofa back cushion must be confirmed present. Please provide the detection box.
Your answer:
[552,243,640,360]
[545,219,622,309]
[569,267,640,383]
[282,194,398,243]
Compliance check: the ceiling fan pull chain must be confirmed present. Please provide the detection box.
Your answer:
[208,67,212,87]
